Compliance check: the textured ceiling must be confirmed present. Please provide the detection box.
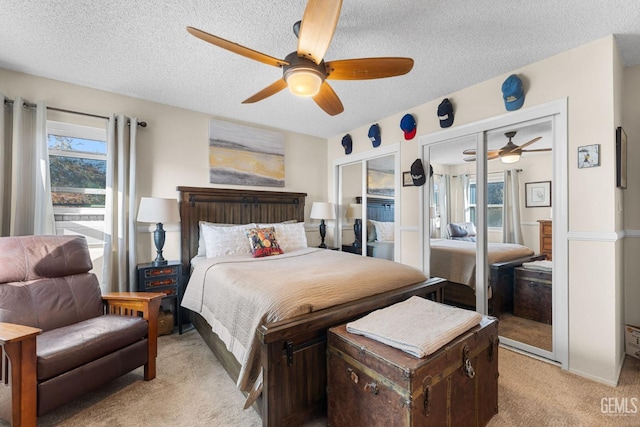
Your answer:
[2,1,640,139]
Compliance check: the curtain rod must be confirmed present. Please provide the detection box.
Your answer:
[3,98,147,128]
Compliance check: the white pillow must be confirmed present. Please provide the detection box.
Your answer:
[201,223,255,258]
[370,220,395,242]
[258,222,307,252]
[197,221,254,256]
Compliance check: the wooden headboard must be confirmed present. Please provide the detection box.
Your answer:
[356,196,394,222]
[177,187,307,273]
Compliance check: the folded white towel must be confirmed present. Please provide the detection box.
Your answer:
[522,260,553,272]
[346,296,483,358]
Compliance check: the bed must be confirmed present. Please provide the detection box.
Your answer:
[177,187,446,426]
[430,238,545,317]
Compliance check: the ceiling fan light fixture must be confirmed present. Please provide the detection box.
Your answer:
[500,152,521,164]
[284,68,323,97]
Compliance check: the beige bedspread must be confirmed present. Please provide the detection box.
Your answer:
[181,248,427,401]
[430,239,534,289]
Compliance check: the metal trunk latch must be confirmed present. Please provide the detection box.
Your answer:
[364,382,379,395]
[285,340,294,367]
[423,376,433,416]
[462,344,475,378]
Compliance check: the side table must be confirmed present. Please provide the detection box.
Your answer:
[137,260,184,334]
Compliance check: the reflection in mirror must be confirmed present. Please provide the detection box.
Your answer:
[428,136,480,316]
[340,162,362,254]
[484,120,554,352]
[365,155,396,260]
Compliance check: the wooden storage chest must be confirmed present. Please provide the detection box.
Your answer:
[327,316,499,426]
[514,267,552,324]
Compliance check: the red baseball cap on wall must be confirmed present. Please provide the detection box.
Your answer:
[400,114,417,140]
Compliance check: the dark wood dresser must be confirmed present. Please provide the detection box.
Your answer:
[514,266,552,324]
[538,219,552,260]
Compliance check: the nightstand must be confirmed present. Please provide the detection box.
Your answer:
[342,244,362,255]
[137,260,183,334]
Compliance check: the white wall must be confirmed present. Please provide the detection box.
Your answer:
[327,36,626,385]
[0,68,327,264]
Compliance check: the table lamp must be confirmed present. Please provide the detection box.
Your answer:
[310,202,335,248]
[137,197,181,266]
[347,203,363,248]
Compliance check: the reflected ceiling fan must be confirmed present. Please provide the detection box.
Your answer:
[186,0,414,116]
[463,131,550,164]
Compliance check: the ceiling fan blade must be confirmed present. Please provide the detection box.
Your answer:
[325,58,414,80]
[297,0,342,64]
[488,151,501,160]
[513,136,542,152]
[313,81,344,116]
[242,79,288,104]
[462,148,477,155]
[463,156,477,162]
[521,148,552,153]
[187,26,288,68]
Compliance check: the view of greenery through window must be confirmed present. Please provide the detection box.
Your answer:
[468,181,504,227]
[48,135,106,208]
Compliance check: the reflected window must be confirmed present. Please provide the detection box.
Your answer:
[467,175,504,228]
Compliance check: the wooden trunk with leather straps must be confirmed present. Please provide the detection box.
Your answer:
[327,315,499,426]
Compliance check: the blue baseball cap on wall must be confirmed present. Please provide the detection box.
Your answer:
[342,134,352,154]
[400,114,417,140]
[502,74,525,111]
[368,124,381,147]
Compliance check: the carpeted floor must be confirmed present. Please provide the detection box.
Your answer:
[499,313,553,351]
[3,328,639,426]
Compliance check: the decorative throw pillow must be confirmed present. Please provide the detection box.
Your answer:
[246,227,284,258]
[197,221,255,257]
[366,220,377,242]
[258,222,307,252]
[447,223,468,238]
[370,220,394,242]
[201,223,254,258]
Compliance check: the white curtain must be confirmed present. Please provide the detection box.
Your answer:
[502,169,524,244]
[0,95,55,236]
[461,174,471,223]
[436,174,451,238]
[102,114,138,293]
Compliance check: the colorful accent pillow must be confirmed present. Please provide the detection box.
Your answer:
[246,227,284,258]
[258,222,307,252]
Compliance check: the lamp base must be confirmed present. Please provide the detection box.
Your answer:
[152,223,167,267]
[152,258,168,267]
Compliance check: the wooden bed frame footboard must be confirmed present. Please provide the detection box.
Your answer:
[443,254,547,317]
[190,277,446,426]
[177,186,447,426]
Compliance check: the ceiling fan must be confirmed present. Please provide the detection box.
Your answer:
[463,131,551,163]
[186,0,414,116]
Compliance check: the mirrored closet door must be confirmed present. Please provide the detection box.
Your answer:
[335,146,399,261]
[420,100,567,367]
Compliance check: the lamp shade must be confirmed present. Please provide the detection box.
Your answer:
[137,197,180,224]
[346,204,362,219]
[310,202,335,220]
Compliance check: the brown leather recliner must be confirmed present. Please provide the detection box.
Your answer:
[0,235,164,426]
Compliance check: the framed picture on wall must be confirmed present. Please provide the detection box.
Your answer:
[616,126,627,189]
[525,181,551,208]
[577,144,600,169]
[402,171,414,187]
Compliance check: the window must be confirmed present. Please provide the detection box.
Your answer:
[467,175,504,228]
[47,121,107,247]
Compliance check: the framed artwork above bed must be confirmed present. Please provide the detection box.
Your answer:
[208,118,285,187]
